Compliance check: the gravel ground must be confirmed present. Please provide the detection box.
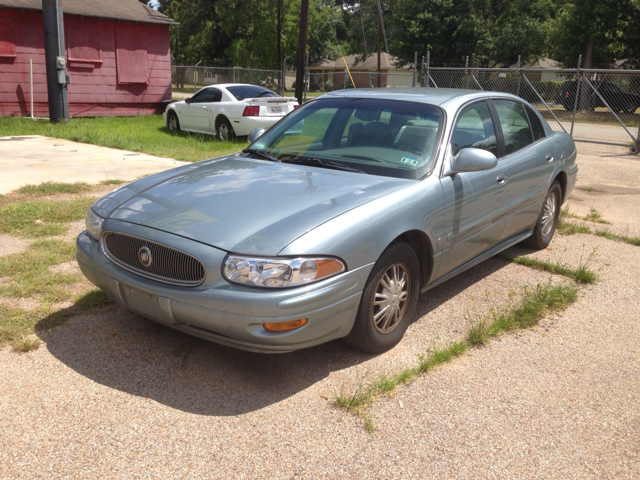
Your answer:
[0,144,638,478]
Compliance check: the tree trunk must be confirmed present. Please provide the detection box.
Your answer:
[579,39,595,111]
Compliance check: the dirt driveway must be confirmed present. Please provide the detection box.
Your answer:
[0,142,638,478]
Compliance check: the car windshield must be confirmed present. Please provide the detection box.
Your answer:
[227,85,279,101]
[249,97,444,179]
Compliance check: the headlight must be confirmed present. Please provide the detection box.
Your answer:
[85,208,104,241]
[223,255,346,288]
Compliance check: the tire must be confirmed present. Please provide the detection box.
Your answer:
[216,117,235,141]
[523,181,562,250]
[167,110,180,131]
[343,242,421,353]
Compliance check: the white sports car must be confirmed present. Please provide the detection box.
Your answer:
[164,84,299,140]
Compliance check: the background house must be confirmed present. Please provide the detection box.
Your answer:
[0,0,177,117]
[308,53,414,89]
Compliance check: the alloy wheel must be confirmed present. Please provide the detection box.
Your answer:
[541,191,557,237]
[373,263,410,333]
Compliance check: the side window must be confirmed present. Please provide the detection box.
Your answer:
[493,100,534,155]
[191,89,219,103]
[525,105,545,141]
[451,101,498,157]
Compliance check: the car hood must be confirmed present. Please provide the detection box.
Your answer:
[93,155,413,255]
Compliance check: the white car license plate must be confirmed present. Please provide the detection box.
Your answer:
[270,106,283,114]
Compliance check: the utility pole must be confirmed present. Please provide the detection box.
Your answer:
[294,0,309,105]
[42,0,69,122]
[277,0,281,91]
[376,3,381,88]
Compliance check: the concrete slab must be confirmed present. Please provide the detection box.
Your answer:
[0,135,188,194]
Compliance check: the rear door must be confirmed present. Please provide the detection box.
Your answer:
[438,100,510,276]
[492,100,556,239]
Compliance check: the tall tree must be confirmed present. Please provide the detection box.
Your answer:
[549,0,640,68]
[387,0,553,67]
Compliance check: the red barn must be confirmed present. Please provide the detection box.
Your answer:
[0,0,178,117]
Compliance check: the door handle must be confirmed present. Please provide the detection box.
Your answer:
[496,173,508,185]
[202,106,208,109]
[545,154,554,163]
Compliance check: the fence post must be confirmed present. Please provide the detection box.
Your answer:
[570,55,582,137]
[516,55,521,97]
[426,51,430,88]
[413,52,417,87]
[194,59,202,93]
[421,56,425,87]
[464,56,469,88]
[233,66,236,83]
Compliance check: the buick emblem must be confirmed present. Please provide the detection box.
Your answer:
[138,246,152,268]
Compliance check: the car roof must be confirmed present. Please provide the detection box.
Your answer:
[199,83,272,90]
[321,88,522,106]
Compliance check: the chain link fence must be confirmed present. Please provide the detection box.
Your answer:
[172,62,640,150]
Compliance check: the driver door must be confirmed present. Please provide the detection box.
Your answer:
[182,89,220,132]
[438,100,510,277]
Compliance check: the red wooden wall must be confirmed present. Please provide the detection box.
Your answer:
[0,8,172,117]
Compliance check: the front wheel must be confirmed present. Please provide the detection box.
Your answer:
[216,117,235,141]
[523,181,562,249]
[167,111,180,131]
[343,242,421,353]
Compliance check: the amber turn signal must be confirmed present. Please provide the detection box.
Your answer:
[263,318,308,332]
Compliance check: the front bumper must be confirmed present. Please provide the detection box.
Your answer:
[76,225,372,353]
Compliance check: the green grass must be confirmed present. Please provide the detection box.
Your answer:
[0,116,245,163]
[502,254,597,284]
[0,305,46,348]
[100,179,127,185]
[466,284,578,346]
[0,197,96,238]
[16,182,92,196]
[593,229,640,246]
[12,336,41,352]
[557,207,640,246]
[584,207,610,224]
[334,283,579,431]
[0,239,79,302]
[579,186,595,192]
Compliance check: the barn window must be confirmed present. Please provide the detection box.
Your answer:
[66,17,102,68]
[115,23,149,84]
[0,16,16,58]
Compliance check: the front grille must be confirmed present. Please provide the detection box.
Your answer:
[102,232,206,286]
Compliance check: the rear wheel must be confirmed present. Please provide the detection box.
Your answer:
[523,181,562,249]
[343,242,420,353]
[216,117,235,141]
[167,111,180,131]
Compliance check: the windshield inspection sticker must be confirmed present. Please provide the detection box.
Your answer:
[401,156,418,166]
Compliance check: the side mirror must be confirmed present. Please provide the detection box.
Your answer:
[185,97,192,104]
[448,148,497,175]
[248,128,266,143]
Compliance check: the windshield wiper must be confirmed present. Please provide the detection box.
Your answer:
[282,156,365,173]
[242,148,281,162]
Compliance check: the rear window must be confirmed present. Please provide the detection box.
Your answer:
[227,86,278,101]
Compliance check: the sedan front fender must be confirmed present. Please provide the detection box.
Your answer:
[279,176,445,283]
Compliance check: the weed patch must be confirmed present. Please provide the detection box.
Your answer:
[334,283,579,431]
[0,239,79,302]
[12,336,41,352]
[16,182,92,196]
[100,179,126,185]
[0,197,96,238]
[593,229,640,246]
[501,254,597,284]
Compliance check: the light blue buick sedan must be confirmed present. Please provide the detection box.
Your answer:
[77,89,577,354]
